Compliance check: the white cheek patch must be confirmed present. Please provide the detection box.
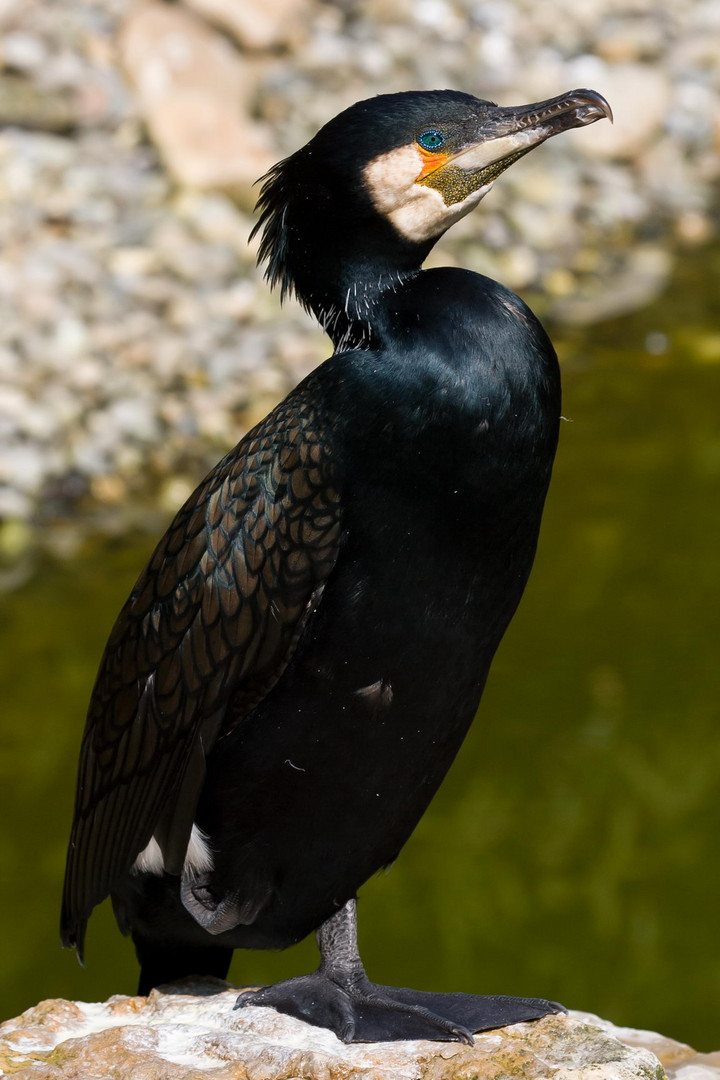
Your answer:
[364,145,492,244]
[363,144,426,214]
[131,824,214,878]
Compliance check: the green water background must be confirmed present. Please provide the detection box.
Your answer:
[1,247,719,1049]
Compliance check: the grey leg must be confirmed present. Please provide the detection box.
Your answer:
[316,899,365,985]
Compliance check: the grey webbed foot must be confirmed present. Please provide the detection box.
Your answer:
[235,972,565,1043]
[236,900,564,1043]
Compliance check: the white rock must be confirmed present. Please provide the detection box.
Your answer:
[1,30,48,71]
[53,316,90,362]
[0,444,47,493]
[0,485,31,518]
[0,0,25,27]
[1,990,719,1080]
[105,398,161,442]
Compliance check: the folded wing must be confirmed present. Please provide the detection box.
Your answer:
[61,384,343,957]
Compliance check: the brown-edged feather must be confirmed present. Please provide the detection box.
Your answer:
[61,381,343,958]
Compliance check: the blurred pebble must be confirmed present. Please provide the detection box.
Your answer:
[159,476,195,512]
[1,31,48,71]
[0,0,718,560]
[90,474,127,504]
[645,331,669,355]
[182,0,312,51]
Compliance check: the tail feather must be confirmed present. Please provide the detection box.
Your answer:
[60,904,87,966]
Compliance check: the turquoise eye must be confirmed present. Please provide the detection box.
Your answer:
[418,129,445,151]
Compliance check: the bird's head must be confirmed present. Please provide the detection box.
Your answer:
[254,88,611,334]
[358,88,611,243]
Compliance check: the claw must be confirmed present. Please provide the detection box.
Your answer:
[340,1018,356,1043]
[234,988,264,1010]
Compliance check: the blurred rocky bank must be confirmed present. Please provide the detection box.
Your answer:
[0,0,718,569]
[2,986,720,1080]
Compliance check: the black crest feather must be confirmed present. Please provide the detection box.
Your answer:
[251,153,300,303]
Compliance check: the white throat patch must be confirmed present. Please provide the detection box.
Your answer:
[363,145,492,244]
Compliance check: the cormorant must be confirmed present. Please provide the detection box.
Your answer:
[61,87,611,1044]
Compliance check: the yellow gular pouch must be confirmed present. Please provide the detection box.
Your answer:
[418,147,529,206]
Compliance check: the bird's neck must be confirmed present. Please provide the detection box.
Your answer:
[299,256,421,352]
[253,159,433,351]
[286,207,431,350]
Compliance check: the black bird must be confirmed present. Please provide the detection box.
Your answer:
[61,87,611,1044]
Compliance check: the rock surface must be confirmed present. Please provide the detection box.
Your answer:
[2,985,720,1080]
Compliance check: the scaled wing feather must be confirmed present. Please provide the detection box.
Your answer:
[61,385,342,955]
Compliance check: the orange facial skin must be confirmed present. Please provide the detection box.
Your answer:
[416,146,450,179]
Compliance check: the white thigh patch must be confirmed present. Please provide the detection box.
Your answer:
[131,824,214,878]
[131,835,164,876]
[184,824,214,877]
